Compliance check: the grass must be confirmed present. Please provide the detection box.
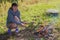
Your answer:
[0,0,60,33]
[0,0,60,40]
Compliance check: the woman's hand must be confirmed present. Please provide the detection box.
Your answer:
[21,23,25,27]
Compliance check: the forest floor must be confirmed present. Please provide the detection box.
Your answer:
[0,27,60,40]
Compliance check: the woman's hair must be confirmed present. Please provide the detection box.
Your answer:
[10,3,18,10]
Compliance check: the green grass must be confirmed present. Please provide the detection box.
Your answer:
[0,0,60,35]
[0,0,60,40]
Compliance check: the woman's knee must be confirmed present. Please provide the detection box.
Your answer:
[11,23,17,27]
[9,23,17,29]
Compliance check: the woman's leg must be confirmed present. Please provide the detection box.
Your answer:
[8,28,11,35]
[15,26,21,37]
[15,27,19,33]
[8,23,20,37]
[9,23,19,33]
[7,24,12,35]
[7,23,18,34]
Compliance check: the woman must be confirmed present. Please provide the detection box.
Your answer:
[6,3,24,35]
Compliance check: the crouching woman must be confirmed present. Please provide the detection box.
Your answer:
[6,3,24,36]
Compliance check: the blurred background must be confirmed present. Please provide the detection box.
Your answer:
[0,0,60,40]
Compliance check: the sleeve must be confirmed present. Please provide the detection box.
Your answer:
[18,11,21,22]
[8,10,21,24]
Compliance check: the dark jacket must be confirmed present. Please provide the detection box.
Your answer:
[6,9,21,26]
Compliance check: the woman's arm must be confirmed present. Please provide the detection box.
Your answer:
[17,11,21,22]
[14,16,20,22]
